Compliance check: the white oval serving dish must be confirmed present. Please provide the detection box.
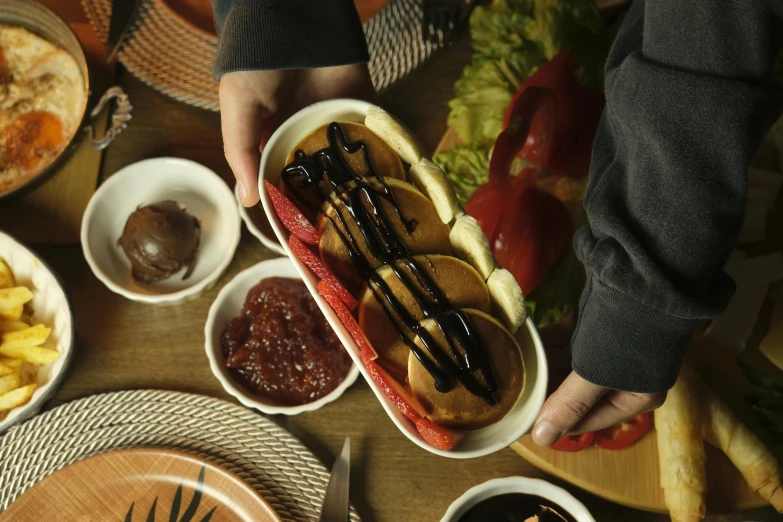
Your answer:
[205,257,359,415]
[441,477,596,522]
[257,99,548,458]
[0,230,76,432]
[81,157,241,305]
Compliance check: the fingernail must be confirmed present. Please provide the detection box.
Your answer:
[532,419,563,447]
[237,181,248,204]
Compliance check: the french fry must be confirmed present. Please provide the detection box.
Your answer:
[0,374,20,395]
[0,345,59,364]
[0,357,23,368]
[0,259,14,289]
[0,363,13,377]
[0,324,50,350]
[0,287,33,310]
[0,306,22,321]
[0,384,35,410]
[0,320,30,333]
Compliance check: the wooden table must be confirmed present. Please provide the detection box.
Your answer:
[21,13,778,522]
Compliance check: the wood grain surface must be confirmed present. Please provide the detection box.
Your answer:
[0,448,280,521]
[7,3,780,521]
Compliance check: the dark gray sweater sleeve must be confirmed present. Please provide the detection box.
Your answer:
[212,0,369,79]
[571,0,783,393]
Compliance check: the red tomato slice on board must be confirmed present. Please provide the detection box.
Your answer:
[550,431,594,452]
[492,186,573,295]
[503,49,604,178]
[290,236,357,309]
[362,354,426,423]
[264,180,321,245]
[595,413,651,450]
[415,418,464,451]
[316,280,375,360]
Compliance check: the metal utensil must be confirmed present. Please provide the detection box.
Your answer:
[318,437,351,522]
[106,0,143,62]
[422,0,475,46]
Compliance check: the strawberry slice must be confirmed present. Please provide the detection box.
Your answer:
[415,418,464,451]
[316,280,375,359]
[295,238,358,310]
[362,356,426,423]
[264,180,320,245]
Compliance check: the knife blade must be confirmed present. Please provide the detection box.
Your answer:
[318,437,351,522]
[106,0,144,63]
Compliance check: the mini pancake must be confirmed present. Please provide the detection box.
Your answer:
[280,122,405,218]
[358,255,491,374]
[408,309,525,431]
[317,177,452,294]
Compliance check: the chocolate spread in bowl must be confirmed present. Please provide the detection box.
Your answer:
[220,277,352,406]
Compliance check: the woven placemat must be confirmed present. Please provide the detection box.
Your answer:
[0,390,361,522]
[81,0,442,111]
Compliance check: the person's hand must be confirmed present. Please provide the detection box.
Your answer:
[531,318,666,447]
[219,64,376,207]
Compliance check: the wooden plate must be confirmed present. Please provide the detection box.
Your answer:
[434,128,783,513]
[158,0,392,42]
[0,448,282,521]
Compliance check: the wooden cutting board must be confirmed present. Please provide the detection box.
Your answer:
[434,127,783,513]
[0,0,114,244]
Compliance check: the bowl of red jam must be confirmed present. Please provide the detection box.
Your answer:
[205,257,359,415]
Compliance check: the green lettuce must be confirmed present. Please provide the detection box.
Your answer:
[447,0,611,150]
[434,145,490,205]
[526,248,584,328]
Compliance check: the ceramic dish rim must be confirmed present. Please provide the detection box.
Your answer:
[80,157,241,305]
[204,256,360,415]
[257,98,548,458]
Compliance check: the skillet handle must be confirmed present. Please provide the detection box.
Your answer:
[85,86,133,151]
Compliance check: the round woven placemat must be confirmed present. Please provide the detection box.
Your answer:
[0,390,361,522]
[81,0,440,111]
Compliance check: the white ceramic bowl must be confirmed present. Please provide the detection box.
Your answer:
[257,99,548,458]
[235,184,286,255]
[0,230,75,432]
[81,157,241,305]
[205,257,360,415]
[441,477,595,522]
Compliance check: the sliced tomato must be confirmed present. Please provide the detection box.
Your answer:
[595,413,651,450]
[290,236,357,309]
[491,186,573,295]
[415,418,464,451]
[316,280,376,360]
[550,432,594,452]
[362,355,426,423]
[264,180,321,245]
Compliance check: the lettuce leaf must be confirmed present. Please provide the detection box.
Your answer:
[434,145,491,205]
[526,248,584,328]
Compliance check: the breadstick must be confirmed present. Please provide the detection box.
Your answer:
[656,364,707,522]
[701,379,783,512]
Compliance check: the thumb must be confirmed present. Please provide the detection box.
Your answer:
[532,371,607,446]
[219,73,264,207]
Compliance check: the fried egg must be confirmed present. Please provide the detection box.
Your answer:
[0,25,86,192]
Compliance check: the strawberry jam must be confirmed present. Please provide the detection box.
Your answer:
[220,277,351,405]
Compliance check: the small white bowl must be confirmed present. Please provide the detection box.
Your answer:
[257,99,548,458]
[205,257,359,415]
[0,230,75,432]
[81,157,241,305]
[235,184,286,256]
[441,477,596,522]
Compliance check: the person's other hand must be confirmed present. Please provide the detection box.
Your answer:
[219,64,375,207]
[531,318,666,447]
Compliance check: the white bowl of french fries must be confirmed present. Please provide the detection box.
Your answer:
[0,230,74,432]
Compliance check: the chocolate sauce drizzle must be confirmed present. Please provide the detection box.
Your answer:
[282,123,499,404]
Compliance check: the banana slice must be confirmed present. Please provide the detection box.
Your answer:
[449,215,496,280]
[408,159,462,225]
[365,105,423,165]
[487,268,526,333]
